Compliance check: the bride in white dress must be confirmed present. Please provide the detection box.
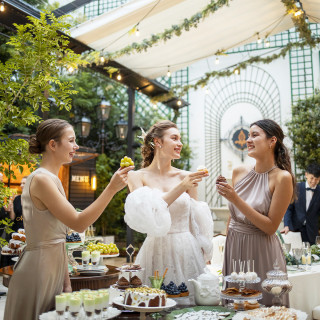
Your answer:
[124,120,213,297]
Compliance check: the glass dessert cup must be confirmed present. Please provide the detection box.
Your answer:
[55,295,66,320]
[82,250,91,269]
[261,261,292,306]
[69,296,81,319]
[91,251,101,268]
[84,296,95,319]
[149,276,165,289]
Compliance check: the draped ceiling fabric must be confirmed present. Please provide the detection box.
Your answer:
[71,0,319,79]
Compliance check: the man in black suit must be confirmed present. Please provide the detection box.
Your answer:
[282,163,320,245]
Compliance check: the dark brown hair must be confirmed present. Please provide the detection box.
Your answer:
[141,120,178,168]
[250,119,296,201]
[29,119,72,154]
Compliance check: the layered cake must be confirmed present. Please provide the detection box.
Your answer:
[130,275,142,288]
[12,233,26,242]
[116,277,130,289]
[9,239,23,250]
[124,287,166,307]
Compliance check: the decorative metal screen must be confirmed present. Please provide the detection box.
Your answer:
[204,66,281,207]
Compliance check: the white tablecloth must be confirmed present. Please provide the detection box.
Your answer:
[208,263,320,319]
[288,264,320,319]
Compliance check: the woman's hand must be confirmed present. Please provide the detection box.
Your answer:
[108,166,134,194]
[216,182,239,203]
[181,171,208,190]
[63,284,72,293]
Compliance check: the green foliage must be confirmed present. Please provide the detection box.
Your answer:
[0,218,14,247]
[84,0,231,63]
[287,92,320,180]
[0,12,84,245]
[285,252,299,265]
[94,154,127,237]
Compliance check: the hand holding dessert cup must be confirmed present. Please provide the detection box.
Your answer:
[216,175,238,202]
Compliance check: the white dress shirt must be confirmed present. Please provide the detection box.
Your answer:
[305,181,315,211]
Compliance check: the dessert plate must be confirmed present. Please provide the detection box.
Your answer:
[100,253,119,257]
[113,296,176,312]
[232,308,307,320]
[39,307,121,320]
[116,267,144,272]
[77,265,107,271]
[167,306,235,320]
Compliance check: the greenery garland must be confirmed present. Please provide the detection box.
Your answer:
[150,37,320,103]
[83,0,231,64]
[149,0,320,103]
[83,0,319,103]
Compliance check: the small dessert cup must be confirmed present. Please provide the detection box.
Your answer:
[99,291,109,317]
[94,294,103,320]
[83,296,95,319]
[61,292,71,318]
[149,276,165,289]
[69,296,81,319]
[82,251,90,269]
[91,251,101,268]
[55,295,66,320]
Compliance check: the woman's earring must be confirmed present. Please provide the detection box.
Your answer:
[159,145,162,149]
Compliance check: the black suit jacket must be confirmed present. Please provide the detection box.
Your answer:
[284,182,320,244]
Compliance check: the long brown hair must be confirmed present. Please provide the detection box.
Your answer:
[141,120,178,168]
[250,119,296,202]
[29,119,72,154]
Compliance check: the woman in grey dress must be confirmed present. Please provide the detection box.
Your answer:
[217,119,295,307]
[4,119,133,320]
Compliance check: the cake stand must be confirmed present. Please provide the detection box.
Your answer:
[221,275,263,311]
[113,296,176,320]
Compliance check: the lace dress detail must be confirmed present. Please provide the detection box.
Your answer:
[124,187,213,298]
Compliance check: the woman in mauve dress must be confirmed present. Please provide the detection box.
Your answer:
[4,119,133,320]
[217,119,295,307]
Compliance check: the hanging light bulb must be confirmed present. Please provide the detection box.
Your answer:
[153,103,158,110]
[167,66,171,77]
[177,99,182,106]
[117,73,122,81]
[294,10,303,16]
[265,39,270,48]
[135,27,140,37]
[215,57,220,65]
[234,68,240,75]
[305,16,309,24]
[100,56,105,63]
[0,1,4,11]
[205,87,209,95]
[257,33,262,44]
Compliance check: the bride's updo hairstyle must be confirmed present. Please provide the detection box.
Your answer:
[141,120,178,168]
[29,119,72,154]
[250,119,296,201]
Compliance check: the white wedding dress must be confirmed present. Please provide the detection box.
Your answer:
[124,187,213,297]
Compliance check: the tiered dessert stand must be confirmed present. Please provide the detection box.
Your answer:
[220,275,263,311]
[112,245,176,320]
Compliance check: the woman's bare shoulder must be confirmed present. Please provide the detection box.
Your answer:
[273,168,292,183]
[233,165,252,177]
[232,165,252,185]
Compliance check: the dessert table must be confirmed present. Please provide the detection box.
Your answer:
[0,264,120,291]
[287,264,320,319]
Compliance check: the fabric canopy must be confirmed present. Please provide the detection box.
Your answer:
[71,0,318,79]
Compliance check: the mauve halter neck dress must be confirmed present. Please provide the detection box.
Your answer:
[222,166,289,307]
